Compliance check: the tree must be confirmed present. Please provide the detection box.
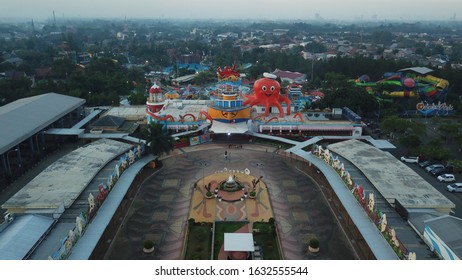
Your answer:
[419,139,453,161]
[128,92,147,105]
[304,42,327,53]
[399,134,421,154]
[438,123,460,142]
[194,71,215,85]
[143,122,174,158]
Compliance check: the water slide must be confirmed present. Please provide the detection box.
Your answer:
[353,72,449,102]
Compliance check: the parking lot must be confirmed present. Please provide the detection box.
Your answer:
[388,149,462,218]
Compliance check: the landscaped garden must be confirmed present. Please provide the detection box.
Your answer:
[252,220,281,260]
[184,220,213,260]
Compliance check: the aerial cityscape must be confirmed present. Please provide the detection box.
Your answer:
[1,2,462,263]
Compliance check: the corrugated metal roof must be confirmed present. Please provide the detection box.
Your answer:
[398,67,434,75]
[0,93,85,154]
[425,215,462,258]
[328,139,455,210]
[2,139,132,213]
[0,214,55,260]
[90,115,125,128]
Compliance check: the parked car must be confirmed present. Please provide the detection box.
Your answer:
[446,183,462,193]
[430,167,453,176]
[401,156,419,163]
[426,164,444,172]
[419,160,436,168]
[430,167,447,176]
[437,174,456,182]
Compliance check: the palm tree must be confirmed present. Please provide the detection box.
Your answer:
[143,122,174,158]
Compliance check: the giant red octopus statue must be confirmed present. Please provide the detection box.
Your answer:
[243,73,291,117]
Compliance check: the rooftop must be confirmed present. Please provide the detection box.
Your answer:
[2,139,132,214]
[328,139,455,212]
[0,93,85,155]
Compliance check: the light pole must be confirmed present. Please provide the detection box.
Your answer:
[256,162,263,189]
[200,161,207,189]
[6,148,18,175]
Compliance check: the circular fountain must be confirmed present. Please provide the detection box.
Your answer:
[220,175,243,192]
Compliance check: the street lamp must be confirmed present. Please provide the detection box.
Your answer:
[256,162,263,189]
[200,161,207,189]
[6,148,18,175]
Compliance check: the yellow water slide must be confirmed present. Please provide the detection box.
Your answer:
[421,75,449,91]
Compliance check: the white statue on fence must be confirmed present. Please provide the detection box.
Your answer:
[368,192,375,213]
[332,159,339,169]
[380,213,387,233]
[88,193,95,213]
[108,176,114,191]
[346,172,353,187]
[324,149,330,163]
[390,228,400,247]
[65,230,74,254]
[128,150,135,164]
[137,145,142,158]
[115,164,120,178]
[76,216,83,236]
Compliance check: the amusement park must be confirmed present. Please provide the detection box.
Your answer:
[0,61,461,262]
[146,64,365,143]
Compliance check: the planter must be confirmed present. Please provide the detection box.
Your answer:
[143,240,155,254]
[143,246,155,254]
[308,238,319,254]
[308,246,319,254]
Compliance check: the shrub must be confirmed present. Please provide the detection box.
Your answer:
[144,239,154,249]
[309,238,319,249]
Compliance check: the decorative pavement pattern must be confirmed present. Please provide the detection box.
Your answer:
[105,144,356,260]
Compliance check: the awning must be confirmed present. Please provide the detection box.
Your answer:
[260,125,354,131]
[210,121,248,134]
[298,125,354,131]
[398,67,433,75]
[224,233,255,252]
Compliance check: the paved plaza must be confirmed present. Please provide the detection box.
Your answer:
[105,143,357,260]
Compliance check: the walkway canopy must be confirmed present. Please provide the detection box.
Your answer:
[0,93,85,155]
[224,233,255,252]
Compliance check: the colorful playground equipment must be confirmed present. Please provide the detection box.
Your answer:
[353,70,449,103]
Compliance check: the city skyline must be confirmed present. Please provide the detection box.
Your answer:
[0,0,461,22]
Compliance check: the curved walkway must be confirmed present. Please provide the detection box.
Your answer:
[69,155,155,260]
[292,150,397,259]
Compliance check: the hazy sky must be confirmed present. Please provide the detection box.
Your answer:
[1,0,461,21]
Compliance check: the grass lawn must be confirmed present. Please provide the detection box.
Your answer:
[253,221,281,260]
[184,222,213,260]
